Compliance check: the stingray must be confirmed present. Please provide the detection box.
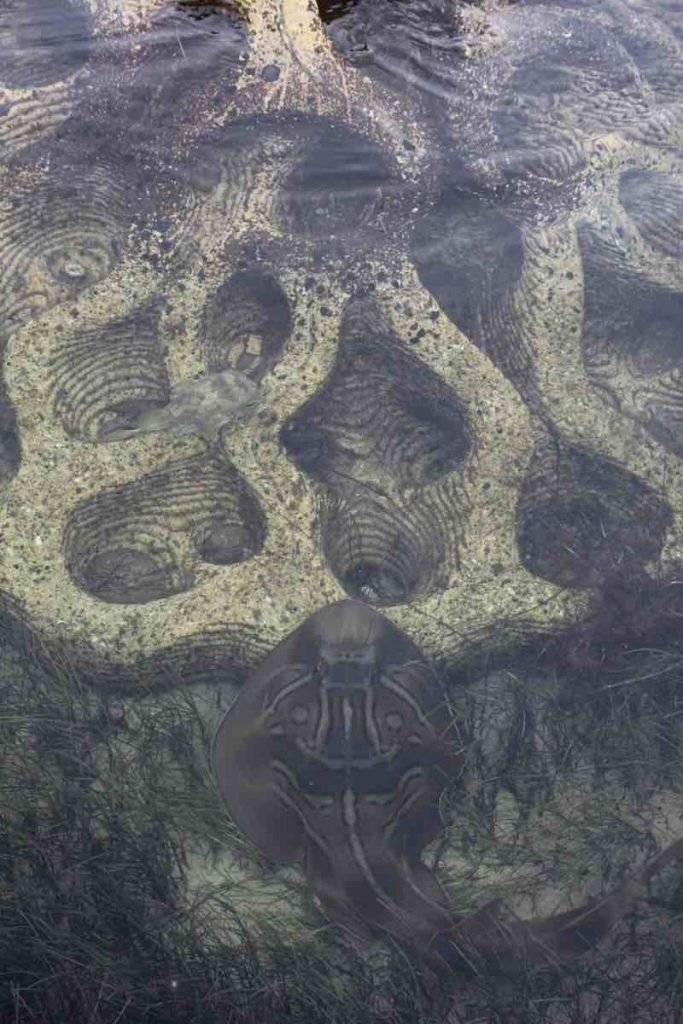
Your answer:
[214,600,683,975]
[213,599,464,965]
[98,368,259,444]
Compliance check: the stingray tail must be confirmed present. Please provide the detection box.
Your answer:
[441,838,683,974]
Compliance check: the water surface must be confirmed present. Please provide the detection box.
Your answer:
[1,1,683,1021]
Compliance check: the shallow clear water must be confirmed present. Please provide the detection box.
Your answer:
[1,1,683,1021]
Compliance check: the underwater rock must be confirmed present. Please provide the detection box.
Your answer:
[618,169,683,260]
[516,435,672,589]
[51,300,171,442]
[0,375,20,483]
[652,0,683,42]
[0,154,151,482]
[64,448,266,604]
[496,10,643,138]
[142,1,248,83]
[488,5,646,184]
[412,190,525,344]
[431,1,681,205]
[0,83,74,164]
[579,219,683,457]
[0,0,93,90]
[411,188,539,406]
[281,297,471,494]
[320,489,453,606]
[322,0,471,106]
[203,268,292,383]
[280,298,471,604]
[75,1,248,169]
[608,0,683,105]
[274,122,404,251]
[199,114,407,258]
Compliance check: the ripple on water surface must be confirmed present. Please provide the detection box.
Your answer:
[0,0,93,89]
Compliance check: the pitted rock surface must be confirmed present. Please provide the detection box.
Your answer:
[0,0,681,694]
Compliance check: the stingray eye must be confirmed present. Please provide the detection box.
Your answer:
[291,704,309,725]
[385,712,403,733]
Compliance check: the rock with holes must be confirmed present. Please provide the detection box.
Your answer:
[0,156,146,339]
[97,368,259,444]
[0,0,681,670]
[516,435,672,589]
[281,297,471,494]
[618,170,683,261]
[64,447,266,604]
[50,300,170,442]
[411,187,539,409]
[280,297,472,604]
[579,211,683,457]
[203,268,292,382]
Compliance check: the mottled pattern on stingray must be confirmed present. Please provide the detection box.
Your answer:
[50,301,170,442]
[618,170,683,260]
[516,435,671,589]
[280,298,472,496]
[64,449,266,604]
[0,159,144,338]
[213,599,461,965]
[321,488,458,606]
[0,0,93,89]
[203,269,292,383]
[411,187,540,408]
[579,221,683,457]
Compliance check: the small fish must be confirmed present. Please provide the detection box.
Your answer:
[98,368,259,444]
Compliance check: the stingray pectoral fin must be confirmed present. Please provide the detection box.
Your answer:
[212,705,305,863]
